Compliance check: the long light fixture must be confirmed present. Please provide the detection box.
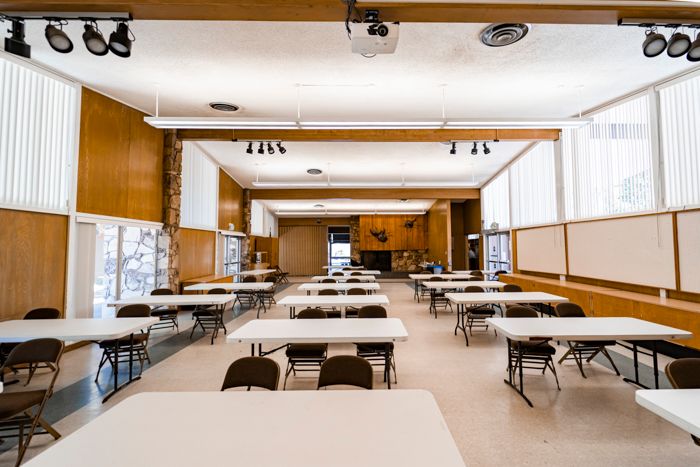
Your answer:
[251,180,479,188]
[277,210,428,216]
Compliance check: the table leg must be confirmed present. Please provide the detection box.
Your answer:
[652,341,659,389]
[103,332,142,403]
[622,342,648,389]
[385,342,392,390]
[502,339,533,407]
[251,344,255,356]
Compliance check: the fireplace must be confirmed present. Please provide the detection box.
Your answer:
[361,251,392,272]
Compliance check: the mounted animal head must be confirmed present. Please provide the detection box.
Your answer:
[369,227,389,243]
[404,217,418,229]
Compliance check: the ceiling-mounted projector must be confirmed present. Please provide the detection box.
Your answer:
[351,10,399,55]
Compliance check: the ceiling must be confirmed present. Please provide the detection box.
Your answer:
[259,199,436,217]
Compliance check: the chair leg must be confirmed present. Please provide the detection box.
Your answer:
[547,356,561,390]
[94,349,110,383]
[599,347,621,376]
[283,361,294,390]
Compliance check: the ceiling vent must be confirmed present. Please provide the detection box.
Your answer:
[307,168,323,175]
[480,24,530,47]
[208,102,240,112]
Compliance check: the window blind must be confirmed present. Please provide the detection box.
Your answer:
[181,142,217,230]
[481,171,510,230]
[509,142,557,228]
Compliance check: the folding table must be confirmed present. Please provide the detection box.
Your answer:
[297,282,381,295]
[183,282,275,317]
[325,270,381,275]
[408,273,474,301]
[636,389,700,438]
[310,275,376,283]
[276,294,390,319]
[422,281,506,316]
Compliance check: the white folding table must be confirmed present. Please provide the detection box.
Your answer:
[233,269,277,280]
[183,282,275,317]
[408,273,474,301]
[311,275,376,283]
[326,270,381,276]
[227,318,407,388]
[276,294,390,319]
[0,318,158,403]
[297,282,381,295]
[636,389,700,439]
[24,390,464,467]
[486,317,692,407]
[323,265,365,270]
[423,281,506,318]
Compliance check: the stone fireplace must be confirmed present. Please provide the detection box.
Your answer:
[361,251,391,272]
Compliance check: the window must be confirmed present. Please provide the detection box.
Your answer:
[181,142,217,229]
[481,171,510,230]
[223,235,241,275]
[658,74,700,209]
[509,142,557,227]
[562,94,655,220]
[328,226,351,266]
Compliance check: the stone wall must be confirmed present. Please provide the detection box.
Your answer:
[241,189,251,270]
[391,249,428,272]
[161,130,182,291]
[349,215,361,263]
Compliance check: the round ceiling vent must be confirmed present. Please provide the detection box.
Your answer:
[313,204,325,209]
[208,102,240,112]
[307,168,323,175]
[480,23,530,47]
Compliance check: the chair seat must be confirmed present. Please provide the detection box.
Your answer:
[345,307,359,317]
[510,341,556,355]
[326,310,342,319]
[192,310,216,318]
[356,342,394,353]
[99,334,148,349]
[573,340,616,347]
[151,309,177,317]
[286,343,327,357]
[0,390,46,420]
[468,307,496,316]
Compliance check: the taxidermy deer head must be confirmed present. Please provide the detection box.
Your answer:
[404,217,417,229]
[370,227,389,243]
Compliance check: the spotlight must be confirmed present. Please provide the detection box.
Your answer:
[482,142,491,155]
[267,142,275,154]
[45,22,73,53]
[449,142,457,155]
[246,142,253,155]
[688,34,700,62]
[667,31,692,58]
[109,22,133,58]
[276,142,287,154]
[643,28,667,57]
[257,142,264,155]
[471,142,478,156]
[4,20,31,58]
[82,22,108,56]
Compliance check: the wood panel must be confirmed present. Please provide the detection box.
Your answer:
[217,169,244,231]
[278,225,327,276]
[229,129,560,142]
[0,209,68,320]
[358,215,427,251]
[428,200,451,267]
[450,203,466,271]
[179,228,216,282]
[77,88,164,222]
[252,236,280,268]
[251,188,479,201]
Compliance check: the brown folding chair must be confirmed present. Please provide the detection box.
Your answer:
[235,276,259,308]
[149,288,179,333]
[0,338,64,467]
[350,271,363,276]
[284,308,328,389]
[344,288,367,318]
[320,278,337,284]
[355,305,397,385]
[554,303,620,378]
[427,276,452,317]
[221,357,280,391]
[346,278,361,283]
[274,265,289,284]
[665,358,700,446]
[470,270,484,278]
[462,285,497,337]
[190,288,228,344]
[331,272,344,277]
[318,289,341,319]
[317,355,373,390]
[95,304,151,383]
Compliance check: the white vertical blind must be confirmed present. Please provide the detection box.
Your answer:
[250,200,264,236]
[0,56,78,212]
[509,142,557,228]
[181,142,217,229]
[481,171,510,230]
[658,74,700,209]
[562,94,655,220]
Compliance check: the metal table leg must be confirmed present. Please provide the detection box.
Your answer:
[103,332,142,403]
[502,339,533,407]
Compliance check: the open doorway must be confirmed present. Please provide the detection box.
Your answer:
[328,226,351,267]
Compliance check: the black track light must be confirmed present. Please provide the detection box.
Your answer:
[257,142,265,155]
[667,31,692,58]
[82,22,108,56]
[109,22,132,58]
[267,142,275,155]
[246,142,253,155]
[688,34,700,62]
[449,142,457,155]
[45,22,73,53]
[4,20,31,58]
[483,142,491,155]
[643,28,667,58]
[277,142,287,154]
[471,142,478,156]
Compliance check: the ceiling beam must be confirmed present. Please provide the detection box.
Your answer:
[250,188,479,200]
[2,1,700,24]
[177,128,560,142]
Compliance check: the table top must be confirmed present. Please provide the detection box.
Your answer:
[408,274,474,280]
[328,270,380,275]
[451,270,504,275]
[235,269,277,276]
[25,390,464,467]
[422,281,506,290]
[446,291,569,305]
[636,389,700,438]
[485,317,693,342]
[109,294,237,307]
[276,294,390,308]
[297,283,381,291]
[311,275,376,282]
[227,318,408,344]
[183,282,275,291]
[323,265,365,270]
[0,318,158,343]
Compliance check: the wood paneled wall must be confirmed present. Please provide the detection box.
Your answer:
[179,228,216,282]
[450,203,466,270]
[358,215,427,251]
[278,225,327,276]
[218,169,244,231]
[252,236,280,267]
[77,88,164,222]
[0,209,68,320]
[428,200,451,267]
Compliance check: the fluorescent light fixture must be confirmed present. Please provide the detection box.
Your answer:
[300,121,444,129]
[251,181,330,188]
[328,181,404,188]
[144,117,298,129]
[444,118,591,129]
[251,181,478,188]
[277,211,427,216]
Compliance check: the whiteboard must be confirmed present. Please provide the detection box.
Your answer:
[567,214,675,289]
[516,225,567,275]
[677,211,700,293]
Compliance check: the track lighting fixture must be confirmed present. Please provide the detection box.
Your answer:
[4,19,30,58]
[246,142,253,155]
[45,22,73,53]
[643,27,667,57]
[242,141,287,155]
[267,142,275,155]
[482,142,491,155]
[257,142,265,155]
[277,142,287,154]
[626,21,700,61]
[667,31,692,58]
[689,33,700,62]
[449,142,457,155]
[471,142,478,156]
[109,21,133,58]
[82,22,108,56]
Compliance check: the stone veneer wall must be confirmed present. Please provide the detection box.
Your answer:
[349,216,361,264]
[391,250,429,272]
[240,189,251,270]
[161,130,182,291]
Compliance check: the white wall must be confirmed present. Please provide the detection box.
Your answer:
[516,225,567,275]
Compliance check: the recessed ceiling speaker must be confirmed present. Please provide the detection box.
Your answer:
[667,32,692,58]
[480,23,530,47]
[643,29,667,57]
[209,102,240,112]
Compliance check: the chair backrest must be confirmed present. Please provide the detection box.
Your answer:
[503,284,522,293]
[332,272,344,276]
[117,304,152,318]
[297,308,327,319]
[321,278,337,283]
[318,289,339,296]
[442,271,453,274]
[242,276,258,283]
[342,267,352,271]
[665,358,700,389]
[350,272,362,276]
[3,338,64,369]
[470,270,484,277]
[358,305,387,318]
[431,276,445,282]
[221,356,280,391]
[317,355,373,390]
[495,270,508,276]
[464,286,484,293]
[24,308,60,320]
[347,288,367,296]
[468,277,483,282]
[555,302,586,318]
[151,288,174,296]
[346,278,361,283]
[506,305,538,318]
